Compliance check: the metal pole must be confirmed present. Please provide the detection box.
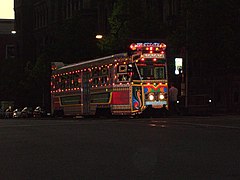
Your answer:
[185,10,189,109]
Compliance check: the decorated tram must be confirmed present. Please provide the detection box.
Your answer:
[51,42,168,117]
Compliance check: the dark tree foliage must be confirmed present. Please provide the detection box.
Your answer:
[101,0,239,72]
[2,0,238,109]
[169,0,239,73]
[0,58,23,103]
[16,13,99,108]
[99,0,168,54]
[14,54,51,108]
[43,12,99,63]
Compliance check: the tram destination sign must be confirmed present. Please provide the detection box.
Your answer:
[143,53,165,59]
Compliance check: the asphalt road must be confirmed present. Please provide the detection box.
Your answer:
[0,115,240,179]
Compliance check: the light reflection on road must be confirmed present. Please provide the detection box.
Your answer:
[148,120,168,128]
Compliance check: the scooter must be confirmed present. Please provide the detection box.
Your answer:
[33,106,45,118]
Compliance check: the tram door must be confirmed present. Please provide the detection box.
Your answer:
[82,72,90,115]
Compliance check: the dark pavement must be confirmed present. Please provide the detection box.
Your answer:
[0,115,240,179]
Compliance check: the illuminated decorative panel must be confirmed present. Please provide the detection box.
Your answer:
[111,91,129,105]
[142,53,165,59]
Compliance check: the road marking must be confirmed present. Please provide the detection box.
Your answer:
[175,122,240,130]
[1,119,240,130]
[0,119,121,128]
[0,122,93,128]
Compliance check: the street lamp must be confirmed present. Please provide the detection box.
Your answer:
[96,34,103,39]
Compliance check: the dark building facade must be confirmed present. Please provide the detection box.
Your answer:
[0,19,16,62]
[14,0,240,113]
[14,0,103,62]
[14,0,181,62]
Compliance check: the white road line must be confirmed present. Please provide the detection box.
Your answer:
[0,122,91,128]
[175,122,240,130]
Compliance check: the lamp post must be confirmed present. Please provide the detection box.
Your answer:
[96,34,104,55]
[184,9,189,109]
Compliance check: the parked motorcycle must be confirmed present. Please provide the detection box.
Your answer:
[5,106,13,118]
[13,109,22,118]
[33,106,45,118]
[21,107,33,118]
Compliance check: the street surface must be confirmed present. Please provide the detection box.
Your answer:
[0,115,240,179]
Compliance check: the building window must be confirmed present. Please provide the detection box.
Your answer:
[34,3,48,29]
[51,1,57,22]
[64,0,81,19]
[15,12,22,32]
[64,0,72,19]
[5,45,15,59]
[83,0,90,9]
[168,0,178,16]
[238,8,240,24]
[233,91,239,103]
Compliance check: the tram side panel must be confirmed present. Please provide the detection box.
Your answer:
[111,88,131,115]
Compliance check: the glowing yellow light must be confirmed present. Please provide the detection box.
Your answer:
[149,94,154,101]
[159,94,165,100]
[96,35,103,39]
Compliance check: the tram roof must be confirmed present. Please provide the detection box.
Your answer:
[56,53,128,72]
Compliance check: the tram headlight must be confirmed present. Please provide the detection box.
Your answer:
[148,94,155,101]
[159,94,165,100]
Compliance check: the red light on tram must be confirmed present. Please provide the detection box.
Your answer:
[160,43,167,50]
[150,51,153,54]
[141,58,145,61]
[160,51,165,54]
[130,43,137,50]
[153,58,157,62]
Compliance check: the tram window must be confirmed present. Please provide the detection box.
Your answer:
[61,95,81,105]
[132,66,141,80]
[154,67,165,79]
[102,76,108,84]
[73,74,80,87]
[140,67,154,79]
[118,74,130,82]
[92,69,98,77]
[234,92,239,103]
[101,68,108,76]
[70,75,74,88]
[93,78,98,85]
[55,77,60,90]
[118,65,127,73]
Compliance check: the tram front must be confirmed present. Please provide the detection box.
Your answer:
[130,42,168,115]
